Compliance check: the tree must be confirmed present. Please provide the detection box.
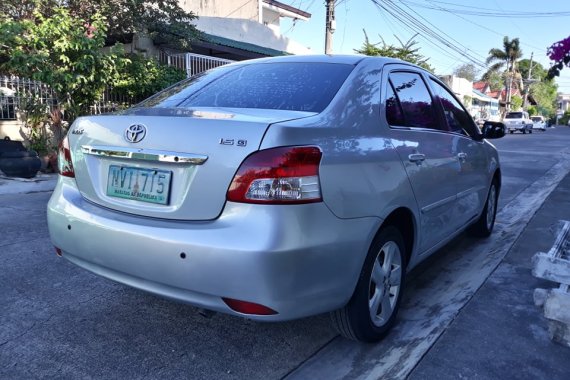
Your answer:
[481,70,504,92]
[0,7,121,123]
[0,4,186,151]
[546,36,570,79]
[0,0,199,50]
[518,59,547,81]
[510,95,523,111]
[453,63,479,81]
[486,36,523,110]
[113,54,186,101]
[355,31,434,72]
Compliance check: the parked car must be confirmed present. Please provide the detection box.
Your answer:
[47,55,504,342]
[531,116,547,131]
[504,111,533,134]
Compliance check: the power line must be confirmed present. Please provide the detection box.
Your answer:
[401,0,570,17]
[371,0,488,68]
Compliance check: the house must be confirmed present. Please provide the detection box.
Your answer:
[558,93,570,113]
[134,0,313,77]
[183,0,311,59]
[473,80,522,113]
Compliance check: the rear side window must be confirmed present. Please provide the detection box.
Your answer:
[429,79,474,135]
[387,72,437,130]
[139,62,354,113]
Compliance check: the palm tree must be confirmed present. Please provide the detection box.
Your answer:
[486,36,523,111]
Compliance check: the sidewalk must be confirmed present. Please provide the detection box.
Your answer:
[0,173,57,195]
[409,172,570,379]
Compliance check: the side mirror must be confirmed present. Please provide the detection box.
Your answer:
[481,121,506,139]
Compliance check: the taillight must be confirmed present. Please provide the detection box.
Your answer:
[58,135,75,178]
[227,146,322,204]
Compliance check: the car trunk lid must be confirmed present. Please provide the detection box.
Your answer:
[69,107,315,220]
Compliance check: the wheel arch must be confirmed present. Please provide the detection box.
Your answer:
[379,207,416,267]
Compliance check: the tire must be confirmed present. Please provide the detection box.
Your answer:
[468,180,498,238]
[331,226,406,342]
[0,156,41,178]
[529,128,533,134]
[522,129,526,134]
[0,150,38,159]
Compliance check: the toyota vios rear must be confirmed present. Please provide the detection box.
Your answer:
[48,55,503,342]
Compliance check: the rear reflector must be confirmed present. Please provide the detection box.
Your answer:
[227,146,322,204]
[222,297,278,315]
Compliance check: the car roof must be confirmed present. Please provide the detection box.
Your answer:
[230,54,415,68]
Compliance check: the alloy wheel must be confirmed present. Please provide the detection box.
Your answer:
[368,241,402,327]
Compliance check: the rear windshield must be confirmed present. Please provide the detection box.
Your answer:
[136,62,354,113]
[505,112,523,119]
[531,117,543,122]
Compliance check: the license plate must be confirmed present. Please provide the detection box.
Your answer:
[106,165,172,205]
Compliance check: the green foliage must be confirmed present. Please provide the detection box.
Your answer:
[528,81,558,118]
[0,6,121,123]
[481,70,504,92]
[486,36,523,73]
[0,0,199,50]
[516,60,558,118]
[453,64,479,82]
[511,95,523,111]
[112,54,186,101]
[560,111,570,126]
[518,59,547,81]
[355,30,434,72]
[527,106,537,116]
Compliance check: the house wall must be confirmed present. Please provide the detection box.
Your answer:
[558,94,570,113]
[180,0,260,20]
[192,17,311,55]
[439,75,473,105]
[262,7,281,33]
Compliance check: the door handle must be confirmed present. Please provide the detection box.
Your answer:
[457,152,467,162]
[408,153,426,164]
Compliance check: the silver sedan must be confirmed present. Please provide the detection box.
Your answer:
[48,55,504,342]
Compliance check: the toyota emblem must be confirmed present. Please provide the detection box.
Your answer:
[125,124,147,143]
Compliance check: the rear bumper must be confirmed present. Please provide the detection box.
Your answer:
[47,177,380,321]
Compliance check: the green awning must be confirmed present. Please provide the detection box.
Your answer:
[200,33,289,57]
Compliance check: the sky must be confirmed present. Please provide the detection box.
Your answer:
[280,0,570,93]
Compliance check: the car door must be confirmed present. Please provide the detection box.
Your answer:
[383,66,463,254]
[428,77,490,227]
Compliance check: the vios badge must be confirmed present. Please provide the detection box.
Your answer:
[125,124,147,143]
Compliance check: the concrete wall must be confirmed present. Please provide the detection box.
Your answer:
[181,0,260,20]
[193,16,312,55]
[262,7,281,34]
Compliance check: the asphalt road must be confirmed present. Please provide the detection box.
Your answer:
[2,126,570,379]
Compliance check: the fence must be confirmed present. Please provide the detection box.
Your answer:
[1,52,236,122]
[0,76,57,121]
[158,51,234,78]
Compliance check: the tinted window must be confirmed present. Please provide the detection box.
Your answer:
[505,112,523,119]
[138,63,353,113]
[389,72,437,130]
[430,79,473,135]
[386,81,405,126]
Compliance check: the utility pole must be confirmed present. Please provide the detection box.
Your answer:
[523,52,534,110]
[325,0,336,54]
